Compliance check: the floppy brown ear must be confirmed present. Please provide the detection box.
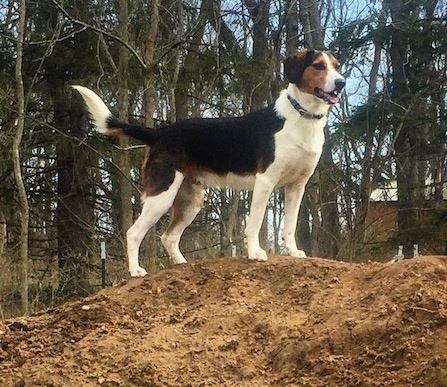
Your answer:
[284,50,315,84]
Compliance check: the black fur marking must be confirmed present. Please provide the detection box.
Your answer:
[114,106,285,181]
[147,106,284,176]
[142,159,176,196]
[106,116,160,145]
[284,50,320,85]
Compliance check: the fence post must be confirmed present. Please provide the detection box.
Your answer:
[101,241,106,288]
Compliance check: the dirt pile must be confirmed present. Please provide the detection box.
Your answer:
[1,255,447,386]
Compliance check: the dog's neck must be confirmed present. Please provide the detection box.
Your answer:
[287,94,324,120]
[284,84,331,118]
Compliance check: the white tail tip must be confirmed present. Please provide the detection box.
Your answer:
[72,85,112,134]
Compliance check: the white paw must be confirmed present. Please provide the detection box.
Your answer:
[248,248,268,262]
[129,266,148,277]
[289,249,307,258]
[172,256,187,265]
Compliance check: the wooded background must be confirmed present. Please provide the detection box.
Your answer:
[1,0,447,317]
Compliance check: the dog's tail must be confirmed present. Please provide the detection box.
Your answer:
[72,85,158,145]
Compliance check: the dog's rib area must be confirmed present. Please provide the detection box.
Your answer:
[140,106,285,196]
[165,107,282,174]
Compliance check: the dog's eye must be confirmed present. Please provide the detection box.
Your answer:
[312,62,326,71]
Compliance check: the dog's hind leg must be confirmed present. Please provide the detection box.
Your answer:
[161,180,204,264]
[127,171,185,277]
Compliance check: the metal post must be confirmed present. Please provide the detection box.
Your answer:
[101,241,106,288]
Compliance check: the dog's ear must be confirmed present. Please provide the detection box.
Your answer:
[284,50,316,84]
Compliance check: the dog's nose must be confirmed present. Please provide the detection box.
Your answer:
[335,78,346,91]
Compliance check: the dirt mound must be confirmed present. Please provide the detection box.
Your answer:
[1,255,447,386]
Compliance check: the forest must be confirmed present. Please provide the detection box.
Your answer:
[1,0,446,317]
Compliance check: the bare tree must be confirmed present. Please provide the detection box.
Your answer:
[142,0,162,269]
[298,0,341,258]
[12,0,29,315]
[116,0,133,252]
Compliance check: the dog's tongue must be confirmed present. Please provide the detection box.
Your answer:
[326,92,340,104]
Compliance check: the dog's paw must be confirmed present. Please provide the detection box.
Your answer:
[172,256,187,265]
[248,249,268,262]
[129,266,148,277]
[289,249,307,258]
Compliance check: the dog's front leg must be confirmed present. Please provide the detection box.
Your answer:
[245,175,275,261]
[283,182,307,258]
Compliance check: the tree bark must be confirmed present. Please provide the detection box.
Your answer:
[116,0,133,251]
[244,0,271,251]
[299,0,324,49]
[351,8,386,258]
[0,210,5,258]
[41,0,96,296]
[143,0,161,269]
[299,0,340,258]
[285,0,299,54]
[13,0,29,315]
[385,0,420,256]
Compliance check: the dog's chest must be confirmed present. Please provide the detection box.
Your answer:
[269,117,325,185]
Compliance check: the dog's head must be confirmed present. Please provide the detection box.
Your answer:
[284,49,345,105]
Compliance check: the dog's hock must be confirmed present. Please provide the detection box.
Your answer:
[160,233,188,265]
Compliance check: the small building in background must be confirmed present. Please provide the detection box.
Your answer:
[365,179,447,259]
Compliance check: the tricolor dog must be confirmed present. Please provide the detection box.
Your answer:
[74,49,345,277]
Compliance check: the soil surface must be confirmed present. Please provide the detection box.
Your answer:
[2,255,447,387]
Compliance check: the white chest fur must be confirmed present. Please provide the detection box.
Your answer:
[267,91,327,187]
[268,120,325,187]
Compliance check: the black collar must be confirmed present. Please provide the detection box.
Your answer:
[287,94,325,120]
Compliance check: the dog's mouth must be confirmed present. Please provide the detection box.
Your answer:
[314,88,340,105]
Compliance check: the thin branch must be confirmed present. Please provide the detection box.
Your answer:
[29,116,143,195]
[51,0,148,70]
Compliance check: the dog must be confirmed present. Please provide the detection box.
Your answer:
[73,49,345,277]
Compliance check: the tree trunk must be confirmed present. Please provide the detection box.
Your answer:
[299,0,340,258]
[244,0,271,251]
[318,146,341,258]
[33,0,97,298]
[352,9,385,258]
[299,0,324,49]
[297,195,312,255]
[175,0,212,120]
[0,210,5,258]
[244,0,270,110]
[285,0,299,54]
[116,0,133,251]
[143,0,161,269]
[167,0,184,123]
[219,189,240,256]
[386,0,420,256]
[13,0,29,315]
[55,125,95,297]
